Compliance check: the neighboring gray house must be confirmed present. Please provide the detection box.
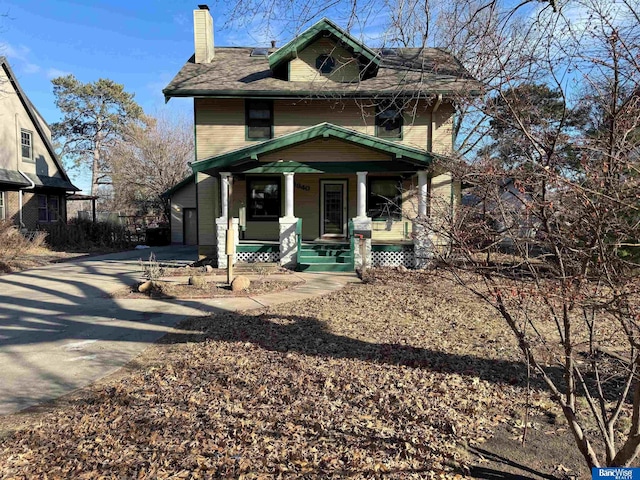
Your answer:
[0,57,78,229]
[163,174,197,245]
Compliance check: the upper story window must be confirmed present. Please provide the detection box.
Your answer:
[316,54,336,74]
[375,104,403,139]
[21,129,34,161]
[246,99,273,140]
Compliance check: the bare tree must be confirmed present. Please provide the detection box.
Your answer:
[107,113,193,218]
[418,0,640,467]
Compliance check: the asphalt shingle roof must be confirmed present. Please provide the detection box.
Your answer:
[163,47,480,99]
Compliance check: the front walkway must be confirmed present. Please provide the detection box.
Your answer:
[0,246,359,415]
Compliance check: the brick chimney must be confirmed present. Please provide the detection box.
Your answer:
[194,5,214,63]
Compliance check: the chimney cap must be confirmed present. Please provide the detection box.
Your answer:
[198,4,209,10]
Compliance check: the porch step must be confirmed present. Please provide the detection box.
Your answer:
[296,262,354,272]
[297,243,354,272]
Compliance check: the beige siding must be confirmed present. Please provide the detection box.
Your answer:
[289,38,361,83]
[170,181,197,244]
[260,138,389,163]
[432,103,455,155]
[195,98,246,160]
[429,172,454,249]
[196,172,218,258]
[0,66,61,180]
[274,99,374,136]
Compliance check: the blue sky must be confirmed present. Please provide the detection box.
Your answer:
[0,0,321,192]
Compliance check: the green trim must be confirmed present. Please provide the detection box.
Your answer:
[268,18,380,76]
[191,123,435,174]
[161,174,195,198]
[245,99,274,141]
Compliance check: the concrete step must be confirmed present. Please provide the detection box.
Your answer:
[296,262,354,272]
[298,255,353,264]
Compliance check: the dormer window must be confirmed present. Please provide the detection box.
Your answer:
[21,129,33,161]
[316,54,336,74]
[375,104,403,139]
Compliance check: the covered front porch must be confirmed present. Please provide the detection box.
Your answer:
[192,123,451,271]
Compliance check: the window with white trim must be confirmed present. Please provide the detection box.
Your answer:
[21,129,33,161]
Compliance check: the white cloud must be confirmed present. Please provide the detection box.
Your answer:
[46,68,71,79]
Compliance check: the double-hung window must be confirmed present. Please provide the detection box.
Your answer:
[247,177,281,221]
[21,129,33,161]
[375,103,403,139]
[246,100,273,140]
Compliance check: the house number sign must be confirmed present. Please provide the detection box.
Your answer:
[295,182,310,191]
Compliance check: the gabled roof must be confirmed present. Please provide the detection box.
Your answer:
[191,122,438,174]
[0,57,78,191]
[267,18,379,79]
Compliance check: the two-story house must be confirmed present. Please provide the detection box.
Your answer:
[0,57,78,231]
[163,6,479,271]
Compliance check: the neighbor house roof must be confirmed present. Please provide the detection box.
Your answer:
[191,122,441,174]
[0,56,79,192]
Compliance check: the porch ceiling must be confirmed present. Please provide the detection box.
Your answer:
[191,122,439,175]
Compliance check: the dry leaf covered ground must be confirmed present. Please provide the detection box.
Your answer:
[0,269,594,478]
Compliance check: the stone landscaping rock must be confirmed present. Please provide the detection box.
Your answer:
[205,265,214,273]
[231,275,251,292]
[138,280,154,293]
[188,276,207,288]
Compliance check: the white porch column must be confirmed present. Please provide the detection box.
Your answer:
[284,172,295,219]
[417,170,428,217]
[279,172,299,268]
[219,172,230,219]
[414,170,432,268]
[216,172,237,268]
[352,171,372,270]
[356,171,368,219]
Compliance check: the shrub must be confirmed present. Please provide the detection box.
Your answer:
[41,218,131,250]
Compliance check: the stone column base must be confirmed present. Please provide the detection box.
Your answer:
[279,217,299,268]
[352,216,372,270]
[413,223,433,268]
[216,217,239,269]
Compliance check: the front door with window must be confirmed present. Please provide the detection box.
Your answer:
[320,180,347,237]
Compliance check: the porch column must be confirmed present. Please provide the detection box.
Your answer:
[356,171,368,219]
[352,171,372,270]
[284,172,295,219]
[219,172,230,219]
[279,172,299,269]
[216,172,238,268]
[414,170,432,268]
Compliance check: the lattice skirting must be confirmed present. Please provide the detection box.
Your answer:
[236,251,280,263]
[371,249,415,268]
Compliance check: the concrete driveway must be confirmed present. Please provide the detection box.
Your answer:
[0,246,358,416]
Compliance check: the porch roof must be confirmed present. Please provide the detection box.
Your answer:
[191,122,438,175]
